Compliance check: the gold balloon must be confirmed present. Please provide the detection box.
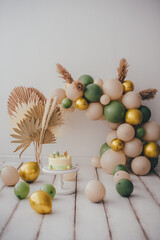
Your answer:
[125,109,143,125]
[29,191,52,214]
[75,97,88,110]
[19,162,40,183]
[143,141,160,158]
[111,138,124,151]
[122,80,134,93]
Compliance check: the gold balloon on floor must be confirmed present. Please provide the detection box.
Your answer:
[122,80,134,93]
[29,191,52,214]
[125,109,143,125]
[19,162,40,183]
[75,97,88,110]
[111,138,124,151]
[143,141,160,158]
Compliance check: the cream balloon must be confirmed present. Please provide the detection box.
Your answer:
[86,103,103,120]
[123,138,143,158]
[51,88,66,104]
[91,156,101,168]
[117,123,135,142]
[142,121,160,141]
[85,179,106,203]
[1,166,19,186]
[122,91,142,109]
[131,156,151,176]
[63,172,76,181]
[100,94,110,105]
[107,121,121,130]
[95,78,104,88]
[101,149,126,174]
[102,78,123,100]
[106,130,118,146]
[114,170,130,184]
[66,83,83,101]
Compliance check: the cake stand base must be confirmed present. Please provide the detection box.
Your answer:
[41,165,79,195]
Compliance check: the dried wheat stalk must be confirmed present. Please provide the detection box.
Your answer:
[139,88,158,100]
[117,58,129,83]
[56,63,74,83]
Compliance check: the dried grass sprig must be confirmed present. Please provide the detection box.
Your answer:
[56,63,74,84]
[75,81,85,91]
[117,58,129,83]
[139,88,158,100]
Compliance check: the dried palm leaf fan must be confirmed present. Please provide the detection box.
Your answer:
[8,86,63,165]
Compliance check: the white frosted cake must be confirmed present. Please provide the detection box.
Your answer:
[49,151,72,170]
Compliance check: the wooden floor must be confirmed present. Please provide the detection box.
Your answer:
[0,158,160,240]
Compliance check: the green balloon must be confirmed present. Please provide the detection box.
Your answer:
[14,181,30,199]
[62,98,72,109]
[113,164,129,175]
[40,184,56,199]
[116,179,134,197]
[79,75,94,86]
[148,157,159,170]
[84,84,103,102]
[104,101,126,123]
[139,105,151,123]
[135,127,145,139]
[100,143,110,157]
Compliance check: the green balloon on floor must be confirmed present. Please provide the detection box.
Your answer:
[113,164,129,175]
[116,179,134,197]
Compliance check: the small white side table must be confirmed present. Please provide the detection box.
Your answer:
[41,165,79,195]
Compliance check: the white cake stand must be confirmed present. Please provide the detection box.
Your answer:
[41,165,79,195]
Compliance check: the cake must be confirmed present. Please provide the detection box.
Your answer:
[49,151,72,170]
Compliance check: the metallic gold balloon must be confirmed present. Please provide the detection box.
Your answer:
[29,191,52,214]
[75,97,88,110]
[143,141,160,158]
[122,80,134,93]
[125,109,143,125]
[111,138,124,151]
[19,162,40,183]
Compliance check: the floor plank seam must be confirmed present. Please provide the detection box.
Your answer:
[138,176,160,206]
[36,175,56,240]
[128,198,149,240]
[0,201,20,238]
[153,170,160,178]
[96,169,112,240]
[73,172,78,240]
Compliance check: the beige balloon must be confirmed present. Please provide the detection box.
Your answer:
[117,123,135,142]
[1,166,19,186]
[114,170,130,184]
[103,78,123,100]
[91,156,101,168]
[123,138,143,158]
[63,172,76,181]
[95,78,104,88]
[101,149,126,174]
[100,94,110,105]
[131,156,151,176]
[122,91,142,109]
[107,121,121,130]
[66,83,83,101]
[106,130,118,146]
[85,179,106,203]
[86,102,103,120]
[142,121,160,141]
[52,88,66,104]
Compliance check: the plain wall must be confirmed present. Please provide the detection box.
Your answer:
[0,0,160,161]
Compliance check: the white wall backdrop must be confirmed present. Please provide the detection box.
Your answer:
[0,0,160,160]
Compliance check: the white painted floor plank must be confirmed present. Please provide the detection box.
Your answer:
[0,173,54,240]
[130,174,160,240]
[154,160,160,177]
[98,169,146,240]
[76,160,110,240]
